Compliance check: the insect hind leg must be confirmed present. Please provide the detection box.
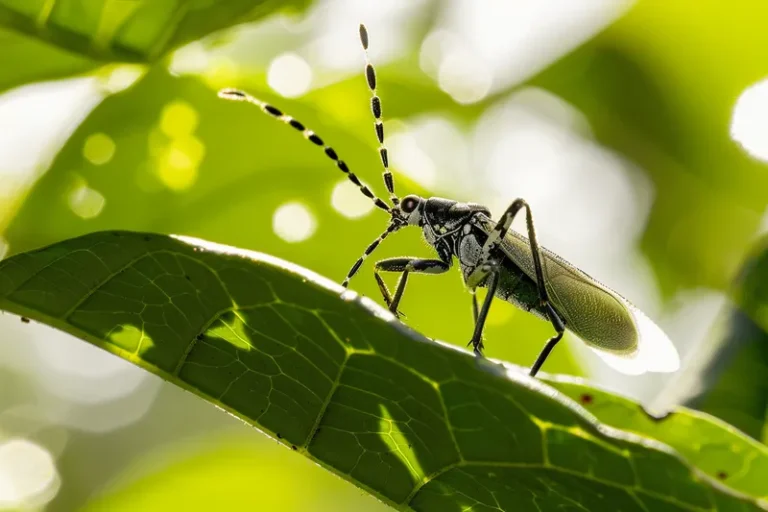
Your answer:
[529,303,565,376]
[477,198,565,375]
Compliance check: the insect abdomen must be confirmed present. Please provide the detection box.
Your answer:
[494,260,549,320]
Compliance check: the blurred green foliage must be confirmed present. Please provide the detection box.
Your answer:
[0,0,309,61]
[1,0,768,510]
[671,237,768,442]
[0,28,95,94]
[0,231,764,510]
[83,435,385,512]
[531,1,768,296]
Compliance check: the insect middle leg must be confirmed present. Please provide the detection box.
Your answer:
[466,263,501,356]
[373,258,449,316]
[477,198,566,377]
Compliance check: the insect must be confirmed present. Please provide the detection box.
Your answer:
[218,25,680,377]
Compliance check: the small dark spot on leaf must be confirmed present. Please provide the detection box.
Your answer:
[143,235,151,242]
[20,317,30,324]
[717,471,727,480]
[112,232,121,237]
[185,275,191,281]
[291,445,297,451]
[276,433,282,439]
[196,334,204,340]
[580,393,593,405]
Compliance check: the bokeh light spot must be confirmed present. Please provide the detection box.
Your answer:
[267,53,313,98]
[0,439,60,509]
[273,202,317,242]
[83,132,116,165]
[388,129,437,189]
[169,41,210,76]
[438,49,492,104]
[201,57,240,90]
[331,180,375,219]
[731,79,768,162]
[68,183,106,219]
[419,30,453,77]
[101,64,146,94]
[160,100,199,138]
[157,135,205,191]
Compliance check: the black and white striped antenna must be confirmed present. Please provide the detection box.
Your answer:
[218,24,403,287]
[359,24,398,206]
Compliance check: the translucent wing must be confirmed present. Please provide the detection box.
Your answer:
[474,215,679,375]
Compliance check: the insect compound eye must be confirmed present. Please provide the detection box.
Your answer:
[400,195,419,214]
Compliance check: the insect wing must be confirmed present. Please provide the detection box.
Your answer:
[475,215,679,374]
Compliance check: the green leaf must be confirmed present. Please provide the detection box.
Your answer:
[0,0,310,62]
[0,28,97,94]
[544,375,768,500]
[0,231,764,511]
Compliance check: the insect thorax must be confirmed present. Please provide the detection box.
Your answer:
[420,198,490,270]
[420,200,546,319]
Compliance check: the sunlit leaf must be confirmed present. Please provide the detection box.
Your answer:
[545,375,768,500]
[0,231,765,510]
[0,0,310,62]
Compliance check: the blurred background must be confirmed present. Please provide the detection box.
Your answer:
[1,0,768,510]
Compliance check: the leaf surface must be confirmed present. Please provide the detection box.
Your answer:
[546,375,768,500]
[0,231,764,511]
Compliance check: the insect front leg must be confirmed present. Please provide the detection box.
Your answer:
[479,198,566,376]
[373,257,449,317]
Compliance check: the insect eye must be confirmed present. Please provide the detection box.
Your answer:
[401,195,419,213]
